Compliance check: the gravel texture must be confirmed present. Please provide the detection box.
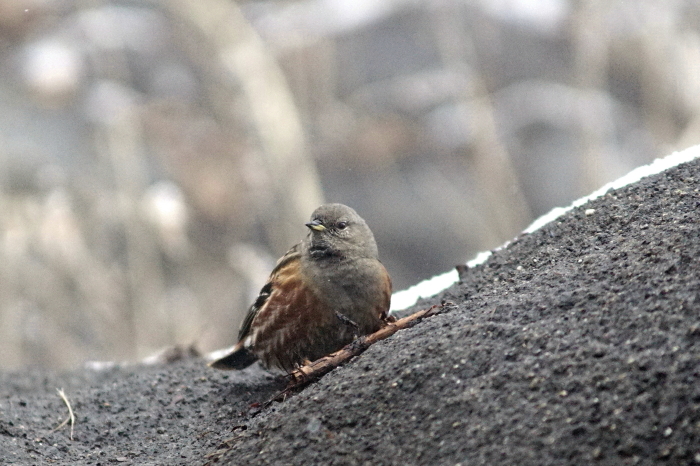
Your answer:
[1,159,699,465]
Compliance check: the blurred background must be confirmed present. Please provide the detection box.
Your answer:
[1,0,699,369]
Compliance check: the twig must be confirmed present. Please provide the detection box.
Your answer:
[204,302,455,463]
[53,388,75,441]
[203,425,248,466]
[267,301,455,403]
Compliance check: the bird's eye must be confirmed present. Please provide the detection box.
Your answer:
[337,221,348,230]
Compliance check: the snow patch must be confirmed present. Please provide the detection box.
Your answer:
[390,144,700,311]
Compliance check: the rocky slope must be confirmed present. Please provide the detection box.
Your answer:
[2,158,699,465]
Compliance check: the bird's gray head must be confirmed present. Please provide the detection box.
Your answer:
[304,203,379,260]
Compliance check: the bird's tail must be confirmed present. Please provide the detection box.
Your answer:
[208,344,258,370]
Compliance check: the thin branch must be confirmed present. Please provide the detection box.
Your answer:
[53,388,75,441]
[267,301,455,403]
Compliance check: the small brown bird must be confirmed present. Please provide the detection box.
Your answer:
[209,203,392,373]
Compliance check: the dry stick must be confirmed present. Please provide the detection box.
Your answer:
[53,388,75,441]
[268,301,454,403]
[203,302,455,464]
[203,425,248,466]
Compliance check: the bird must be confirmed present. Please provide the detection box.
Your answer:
[209,203,392,373]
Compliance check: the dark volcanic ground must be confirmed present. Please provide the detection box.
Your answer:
[2,158,700,465]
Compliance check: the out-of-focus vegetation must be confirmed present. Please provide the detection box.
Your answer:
[0,0,698,369]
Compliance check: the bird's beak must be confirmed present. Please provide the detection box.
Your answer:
[305,220,326,232]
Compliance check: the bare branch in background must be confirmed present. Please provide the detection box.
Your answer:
[155,0,324,252]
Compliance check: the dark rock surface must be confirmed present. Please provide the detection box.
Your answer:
[2,158,699,465]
